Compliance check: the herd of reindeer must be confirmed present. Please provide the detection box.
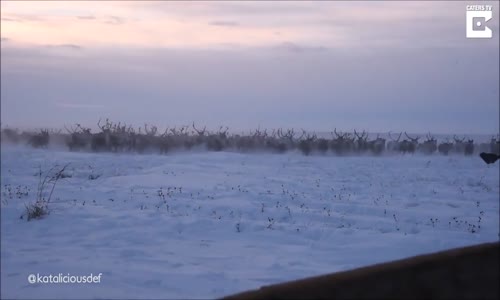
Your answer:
[1,119,500,157]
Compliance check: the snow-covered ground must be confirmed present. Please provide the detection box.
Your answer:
[1,145,499,299]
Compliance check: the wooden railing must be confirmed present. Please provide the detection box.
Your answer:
[223,242,499,300]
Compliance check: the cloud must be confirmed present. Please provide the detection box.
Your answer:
[4,2,495,50]
[209,21,240,27]
[139,1,321,17]
[0,14,44,22]
[77,15,96,20]
[274,41,328,53]
[55,103,104,109]
[103,15,125,25]
[76,14,124,25]
[45,44,83,50]
[1,37,9,42]
[1,17,22,22]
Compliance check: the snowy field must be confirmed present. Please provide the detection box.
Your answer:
[1,145,499,299]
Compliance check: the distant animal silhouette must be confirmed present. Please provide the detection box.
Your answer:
[480,152,499,164]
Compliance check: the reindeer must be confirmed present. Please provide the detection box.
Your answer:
[132,125,147,153]
[48,129,65,146]
[146,124,161,150]
[134,123,160,153]
[1,127,20,144]
[28,129,50,148]
[156,128,169,154]
[452,135,466,154]
[124,124,136,152]
[108,122,132,152]
[368,134,386,155]
[91,119,113,152]
[253,128,269,150]
[192,122,207,147]
[486,136,500,155]
[178,125,196,150]
[464,139,474,156]
[298,129,316,156]
[438,138,453,155]
[387,132,402,153]
[156,126,174,154]
[265,129,282,153]
[315,135,330,154]
[235,128,263,152]
[97,120,130,152]
[354,130,369,153]
[419,132,437,155]
[207,126,229,151]
[165,126,189,150]
[331,129,354,155]
[19,131,32,144]
[268,128,296,153]
[64,124,92,151]
[401,132,419,154]
[126,126,138,152]
[479,138,493,153]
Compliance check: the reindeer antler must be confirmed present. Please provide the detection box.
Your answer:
[388,131,402,142]
[299,129,306,140]
[284,129,295,140]
[453,135,465,143]
[404,132,419,142]
[354,129,368,140]
[426,132,431,140]
[334,128,340,138]
[97,119,105,131]
[192,122,206,136]
[64,125,75,134]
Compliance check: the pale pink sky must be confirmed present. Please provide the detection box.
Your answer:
[1,1,499,134]
[1,1,481,49]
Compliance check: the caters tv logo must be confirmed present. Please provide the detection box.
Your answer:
[466,5,493,38]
